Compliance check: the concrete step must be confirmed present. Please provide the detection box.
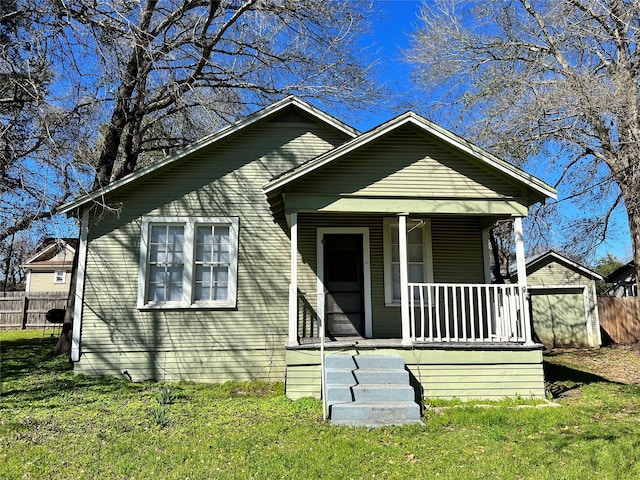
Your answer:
[353,368,409,385]
[353,355,406,370]
[351,384,416,403]
[330,401,422,427]
[325,368,356,385]
[324,355,357,369]
[326,384,354,404]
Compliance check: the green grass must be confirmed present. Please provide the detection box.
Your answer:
[2,331,640,479]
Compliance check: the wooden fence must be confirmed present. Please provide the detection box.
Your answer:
[0,292,68,329]
[597,296,640,344]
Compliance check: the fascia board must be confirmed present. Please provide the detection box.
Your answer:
[526,251,604,281]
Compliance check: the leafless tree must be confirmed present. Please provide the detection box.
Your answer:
[41,0,379,188]
[9,0,378,355]
[407,0,640,291]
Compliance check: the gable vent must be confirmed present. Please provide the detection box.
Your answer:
[270,111,314,124]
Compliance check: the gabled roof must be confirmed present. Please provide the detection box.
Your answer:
[516,250,603,281]
[23,238,77,267]
[59,96,359,215]
[263,111,557,203]
[605,261,636,282]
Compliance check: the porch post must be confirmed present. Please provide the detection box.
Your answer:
[287,212,298,346]
[398,213,412,345]
[514,217,533,345]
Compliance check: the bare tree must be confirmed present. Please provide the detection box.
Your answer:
[25,0,379,355]
[407,0,640,292]
[40,0,379,188]
[1,0,91,242]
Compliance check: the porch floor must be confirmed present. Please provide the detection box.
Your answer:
[290,337,543,350]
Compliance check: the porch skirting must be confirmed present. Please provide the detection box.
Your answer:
[285,341,545,401]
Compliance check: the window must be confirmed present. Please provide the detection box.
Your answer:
[138,217,239,309]
[383,218,433,305]
[54,270,66,284]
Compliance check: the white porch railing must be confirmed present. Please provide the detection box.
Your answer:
[408,283,530,343]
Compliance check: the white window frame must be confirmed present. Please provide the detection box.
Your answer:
[383,217,433,306]
[138,216,239,309]
[54,270,66,284]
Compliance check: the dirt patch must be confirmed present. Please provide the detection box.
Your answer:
[545,344,640,385]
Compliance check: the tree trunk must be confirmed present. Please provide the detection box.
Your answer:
[628,207,640,300]
[51,237,79,357]
[489,228,506,283]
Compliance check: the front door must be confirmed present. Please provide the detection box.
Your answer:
[323,234,364,337]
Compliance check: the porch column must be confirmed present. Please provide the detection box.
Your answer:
[287,212,298,346]
[398,213,412,345]
[514,216,534,345]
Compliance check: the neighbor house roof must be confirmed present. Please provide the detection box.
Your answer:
[263,111,557,204]
[511,250,604,281]
[22,238,77,269]
[605,261,636,283]
[59,96,359,215]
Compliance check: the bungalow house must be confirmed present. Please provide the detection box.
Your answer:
[60,97,556,418]
[605,261,637,297]
[22,238,77,294]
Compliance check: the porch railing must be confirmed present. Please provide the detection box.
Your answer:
[408,283,529,343]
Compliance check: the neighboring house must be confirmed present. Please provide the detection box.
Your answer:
[604,261,637,297]
[511,250,603,349]
[22,238,77,294]
[60,97,557,404]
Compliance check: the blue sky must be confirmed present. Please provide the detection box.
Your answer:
[347,0,634,262]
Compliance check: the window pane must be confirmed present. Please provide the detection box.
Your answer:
[213,286,228,301]
[149,285,166,302]
[167,282,182,301]
[214,226,229,244]
[194,284,210,301]
[213,266,228,284]
[408,245,423,263]
[391,244,399,263]
[195,265,211,283]
[409,264,424,283]
[392,264,401,300]
[407,226,422,244]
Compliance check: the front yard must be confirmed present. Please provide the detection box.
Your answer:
[1,330,639,479]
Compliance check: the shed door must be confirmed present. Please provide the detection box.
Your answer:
[530,287,586,348]
[323,234,364,337]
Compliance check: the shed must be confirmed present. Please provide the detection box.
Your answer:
[512,250,603,348]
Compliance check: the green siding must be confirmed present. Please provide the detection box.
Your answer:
[431,218,485,283]
[77,120,350,382]
[287,126,526,201]
[530,289,587,348]
[526,258,599,348]
[285,347,545,400]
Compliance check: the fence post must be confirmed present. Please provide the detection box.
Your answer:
[21,294,28,329]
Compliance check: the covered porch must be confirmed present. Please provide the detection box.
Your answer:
[285,211,534,348]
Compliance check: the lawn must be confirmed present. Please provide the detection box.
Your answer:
[1,330,640,479]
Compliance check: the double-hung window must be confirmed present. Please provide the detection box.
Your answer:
[383,218,433,305]
[54,270,66,284]
[139,217,239,309]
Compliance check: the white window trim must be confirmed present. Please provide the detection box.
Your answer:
[138,216,239,309]
[383,217,433,306]
[54,270,66,284]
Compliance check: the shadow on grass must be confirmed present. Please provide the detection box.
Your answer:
[543,360,620,399]
[0,336,143,406]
